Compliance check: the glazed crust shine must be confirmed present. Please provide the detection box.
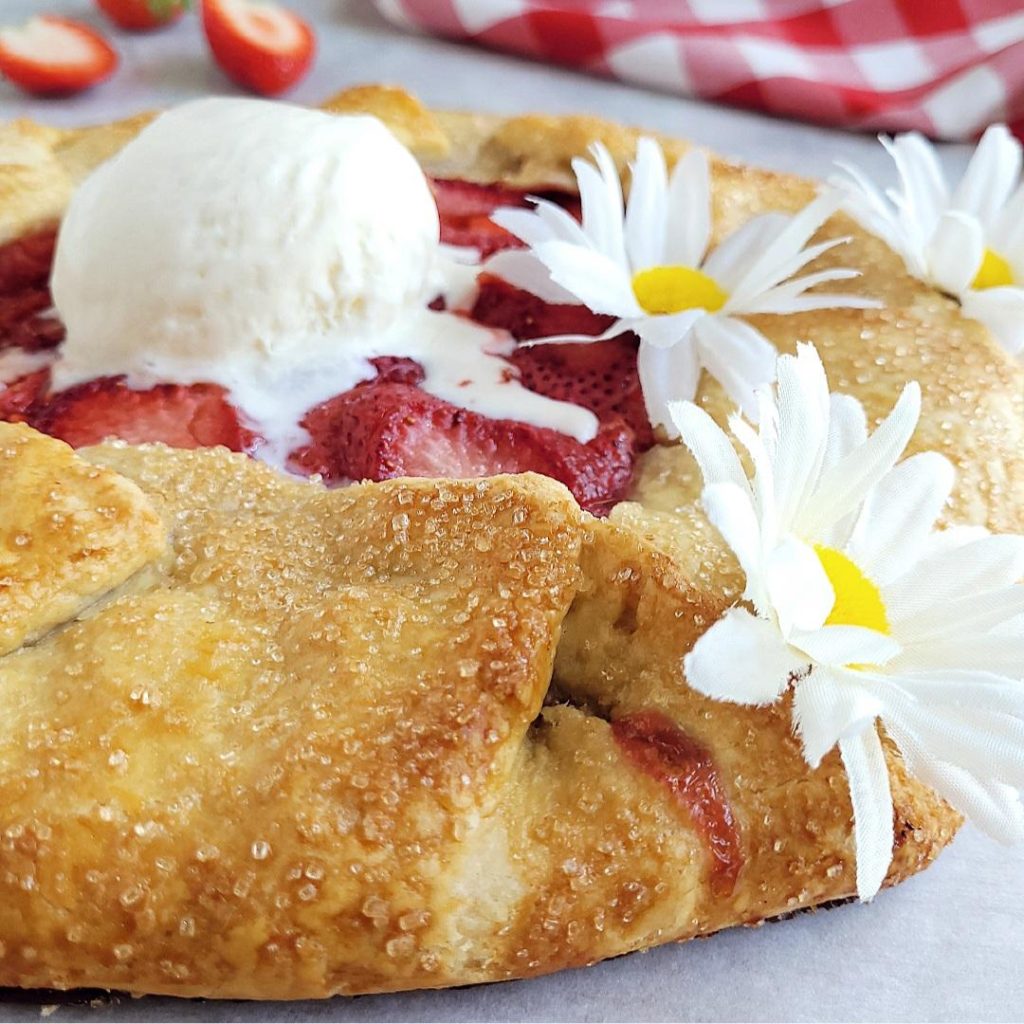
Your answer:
[0,85,1018,999]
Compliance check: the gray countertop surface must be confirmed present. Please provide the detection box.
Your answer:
[1,2,1020,1021]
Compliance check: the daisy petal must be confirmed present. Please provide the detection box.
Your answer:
[764,536,835,635]
[725,236,849,311]
[939,774,1024,844]
[769,343,831,533]
[664,148,711,267]
[792,668,883,767]
[791,625,901,668]
[724,192,841,308]
[838,726,894,901]
[484,249,579,305]
[960,286,1024,355]
[625,137,668,270]
[966,781,1024,844]
[632,308,707,349]
[882,669,1024,719]
[832,159,912,264]
[847,451,955,585]
[491,206,560,249]
[683,607,807,705]
[884,534,1024,622]
[926,210,985,296]
[991,180,1024,257]
[818,394,868,548]
[737,269,881,315]
[693,315,778,422]
[669,400,750,492]
[533,197,593,246]
[883,132,949,243]
[638,337,701,437]
[701,482,764,604]
[728,411,779,542]
[888,719,1024,844]
[533,240,641,317]
[875,681,1024,786]
[797,381,921,538]
[574,144,627,265]
[519,320,633,348]
[890,633,1024,678]
[893,585,1024,644]
[759,292,881,313]
[702,214,789,292]
[949,124,1023,228]
[823,393,868,469]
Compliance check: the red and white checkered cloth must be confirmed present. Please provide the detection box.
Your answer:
[372,0,1024,141]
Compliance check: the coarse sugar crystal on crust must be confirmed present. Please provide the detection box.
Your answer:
[0,86,1017,998]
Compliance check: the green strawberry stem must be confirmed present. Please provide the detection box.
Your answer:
[148,0,193,16]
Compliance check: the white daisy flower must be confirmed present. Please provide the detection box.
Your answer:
[671,343,1024,901]
[486,139,876,432]
[834,125,1024,356]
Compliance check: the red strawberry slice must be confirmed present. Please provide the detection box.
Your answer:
[0,229,56,295]
[201,0,314,97]
[0,17,118,97]
[289,376,634,516]
[95,0,188,32]
[471,276,654,450]
[511,340,653,452]
[0,291,64,353]
[36,377,259,452]
[471,273,613,341]
[432,180,582,258]
[432,179,529,257]
[0,369,49,423]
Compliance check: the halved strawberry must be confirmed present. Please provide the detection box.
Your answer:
[471,276,654,449]
[0,17,117,97]
[289,376,634,515]
[201,0,314,97]
[0,369,49,423]
[95,0,188,31]
[36,377,259,451]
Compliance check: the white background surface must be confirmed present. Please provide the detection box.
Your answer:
[1,2,1021,1021]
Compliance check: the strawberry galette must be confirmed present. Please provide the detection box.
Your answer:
[0,86,1021,1000]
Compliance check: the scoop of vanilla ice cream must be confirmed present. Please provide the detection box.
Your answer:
[51,97,439,390]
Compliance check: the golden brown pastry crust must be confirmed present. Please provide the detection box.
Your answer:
[0,86,1011,999]
[0,422,166,657]
[0,434,957,999]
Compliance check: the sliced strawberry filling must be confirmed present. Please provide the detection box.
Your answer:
[35,376,260,452]
[472,275,653,450]
[0,181,652,515]
[612,710,743,896]
[0,369,49,423]
[290,360,634,516]
[0,227,64,353]
[432,178,582,258]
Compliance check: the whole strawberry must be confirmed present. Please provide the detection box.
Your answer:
[95,0,189,32]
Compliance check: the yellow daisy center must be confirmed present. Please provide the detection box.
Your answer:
[631,265,728,315]
[971,247,1015,290]
[814,545,890,635]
